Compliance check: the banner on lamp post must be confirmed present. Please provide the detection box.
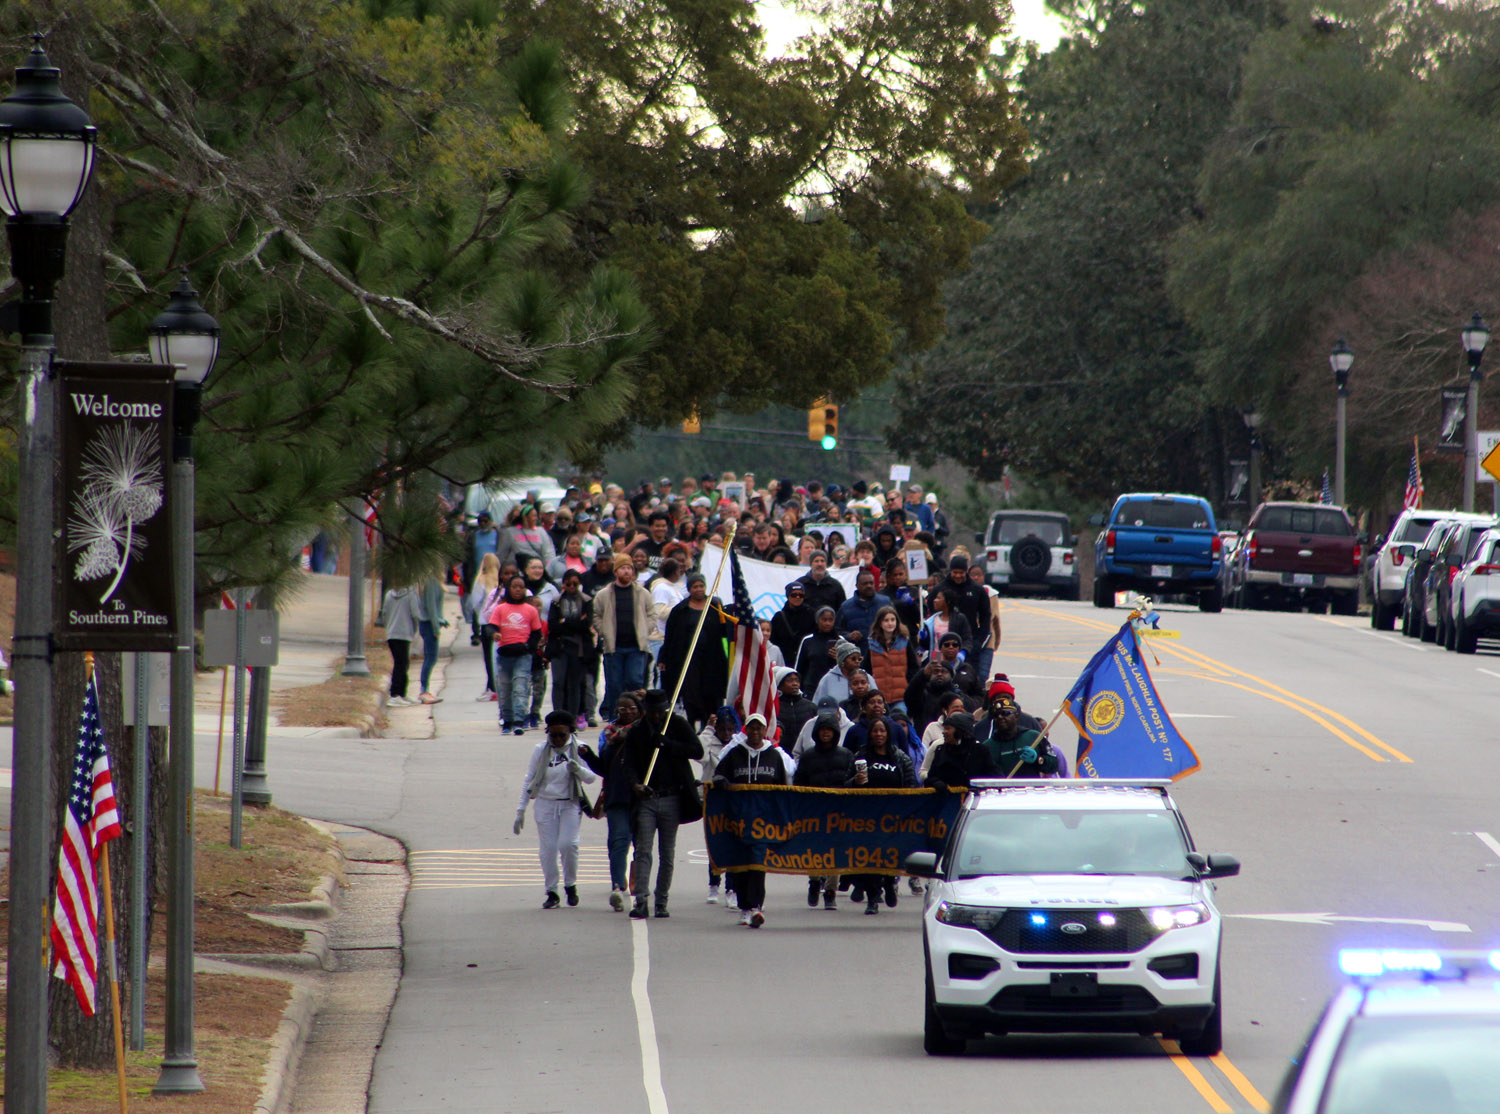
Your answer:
[55,361,178,652]
[1437,386,1468,453]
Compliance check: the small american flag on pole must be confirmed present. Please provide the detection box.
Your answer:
[1404,438,1424,510]
[724,547,777,737]
[1319,469,1333,505]
[51,673,124,1015]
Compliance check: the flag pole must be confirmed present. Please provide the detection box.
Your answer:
[1009,702,1072,777]
[82,652,130,1113]
[214,666,229,795]
[643,522,737,786]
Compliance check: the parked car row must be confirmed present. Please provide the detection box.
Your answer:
[1371,508,1500,653]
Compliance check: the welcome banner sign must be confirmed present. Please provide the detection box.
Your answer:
[55,361,178,652]
[705,785,963,875]
[699,544,863,620]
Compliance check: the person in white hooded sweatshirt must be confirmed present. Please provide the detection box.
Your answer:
[515,711,599,908]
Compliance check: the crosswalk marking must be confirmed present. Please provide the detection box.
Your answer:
[410,848,611,890]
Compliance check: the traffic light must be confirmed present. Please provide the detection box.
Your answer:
[808,400,827,442]
[821,404,838,450]
[682,411,700,434]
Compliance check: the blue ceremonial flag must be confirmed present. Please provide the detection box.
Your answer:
[1063,621,1201,781]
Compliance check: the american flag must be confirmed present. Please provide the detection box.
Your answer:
[1319,469,1333,505]
[724,547,777,736]
[1403,439,1424,510]
[51,674,124,1015]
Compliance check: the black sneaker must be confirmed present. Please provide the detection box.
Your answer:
[865,901,880,915]
[850,884,865,903]
[883,879,898,908]
[542,891,561,909]
[654,906,670,919]
[807,879,820,907]
[629,900,649,919]
[565,886,579,907]
[823,892,836,911]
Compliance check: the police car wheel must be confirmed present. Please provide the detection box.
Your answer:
[923,962,966,1056]
[1176,967,1222,1056]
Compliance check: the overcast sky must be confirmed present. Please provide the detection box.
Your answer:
[756,1,1064,52]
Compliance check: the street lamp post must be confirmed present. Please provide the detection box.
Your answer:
[0,37,97,1114]
[147,271,220,1094]
[1461,312,1490,513]
[1330,338,1354,506]
[1242,409,1263,509]
[343,507,371,676]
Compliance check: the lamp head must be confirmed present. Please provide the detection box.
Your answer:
[148,270,221,384]
[1462,312,1489,371]
[0,35,97,218]
[1329,337,1353,389]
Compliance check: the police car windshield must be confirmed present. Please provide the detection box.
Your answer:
[1317,1014,1500,1114]
[954,809,1189,878]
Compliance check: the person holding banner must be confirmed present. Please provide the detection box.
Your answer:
[623,690,705,919]
[848,716,919,914]
[794,714,857,909]
[712,713,795,927]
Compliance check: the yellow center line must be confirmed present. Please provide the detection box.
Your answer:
[999,600,1409,763]
[1211,1052,1271,1112]
[1158,1038,1234,1112]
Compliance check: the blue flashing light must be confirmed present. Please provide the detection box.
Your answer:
[1490,952,1500,972]
[1339,949,1443,978]
[1030,913,1047,927]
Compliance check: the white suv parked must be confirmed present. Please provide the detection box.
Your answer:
[907,780,1239,1056]
[1369,509,1491,630]
[1450,529,1500,654]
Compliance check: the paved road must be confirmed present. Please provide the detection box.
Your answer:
[255,598,1500,1114]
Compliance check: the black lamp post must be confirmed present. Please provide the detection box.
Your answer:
[1461,312,1490,513]
[1,36,97,1114]
[146,271,219,1094]
[1329,338,1353,506]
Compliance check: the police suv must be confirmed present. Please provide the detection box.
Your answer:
[906,780,1239,1056]
[1272,949,1500,1113]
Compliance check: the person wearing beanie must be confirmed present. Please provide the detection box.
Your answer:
[793,712,856,909]
[942,553,992,659]
[812,638,864,706]
[793,606,841,694]
[514,711,599,909]
[713,713,795,927]
[976,673,1044,745]
[923,709,999,790]
[983,681,1060,779]
[773,668,817,752]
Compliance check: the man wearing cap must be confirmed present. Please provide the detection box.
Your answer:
[925,491,951,557]
[622,690,704,918]
[658,572,729,729]
[934,631,983,700]
[981,677,1059,778]
[712,713,795,927]
[904,483,936,532]
[514,711,599,909]
[813,639,864,706]
[924,712,998,790]
[771,582,816,664]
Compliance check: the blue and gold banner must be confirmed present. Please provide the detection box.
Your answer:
[705,786,963,875]
[1064,620,1201,780]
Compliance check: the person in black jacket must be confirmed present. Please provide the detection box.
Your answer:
[794,713,856,910]
[771,581,817,664]
[794,607,840,695]
[583,692,644,911]
[850,715,919,914]
[800,551,847,615]
[773,667,816,753]
[904,660,961,734]
[622,689,705,919]
[713,713,795,928]
[924,712,999,790]
[932,632,983,702]
[546,571,593,724]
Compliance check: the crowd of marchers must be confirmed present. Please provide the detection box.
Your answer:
[385,472,1067,927]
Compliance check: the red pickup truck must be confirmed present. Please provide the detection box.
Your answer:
[1233,502,1361,614]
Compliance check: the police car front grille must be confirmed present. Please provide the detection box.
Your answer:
[990,984,1161,1014]
[987,909,1159,954]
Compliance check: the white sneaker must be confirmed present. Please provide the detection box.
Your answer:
[707,887,720,905]
[609,889,625,912]
[476,690,493,701]
[739,909,752,926]
[388,695,412,706]
[749,908,765,928]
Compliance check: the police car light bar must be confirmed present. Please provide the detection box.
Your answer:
[1338,948,1500,979]
[968,779,1172,790]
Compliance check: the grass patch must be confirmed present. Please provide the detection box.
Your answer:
[270,641,392,731]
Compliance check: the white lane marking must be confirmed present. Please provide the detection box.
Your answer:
[1475,832,1500,860]
[632,918,670,1114]
[1477,669,1500,682]
[0,767,10,789]
[1230,912,1470,932]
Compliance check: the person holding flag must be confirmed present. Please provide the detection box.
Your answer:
[720,546,779,735]
[982,680,1060,778]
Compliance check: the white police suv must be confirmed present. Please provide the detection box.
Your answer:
[1272,949,1500,1113]
[905,780,1239,1056]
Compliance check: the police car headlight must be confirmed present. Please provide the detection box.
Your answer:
[1146,903,1210,931]
[935,902,1004,932]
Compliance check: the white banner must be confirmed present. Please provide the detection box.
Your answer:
[699,544,863,620]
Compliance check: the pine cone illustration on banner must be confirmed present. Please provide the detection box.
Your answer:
[67,423,164,604]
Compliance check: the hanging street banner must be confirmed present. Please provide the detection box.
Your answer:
[1438,386,1468,453]
[1063,620,1201,781]
[701,544,862,620]
[55,361,178,652]
[705,785,963,875]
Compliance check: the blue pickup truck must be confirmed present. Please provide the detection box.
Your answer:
[1092,493,1224,612]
